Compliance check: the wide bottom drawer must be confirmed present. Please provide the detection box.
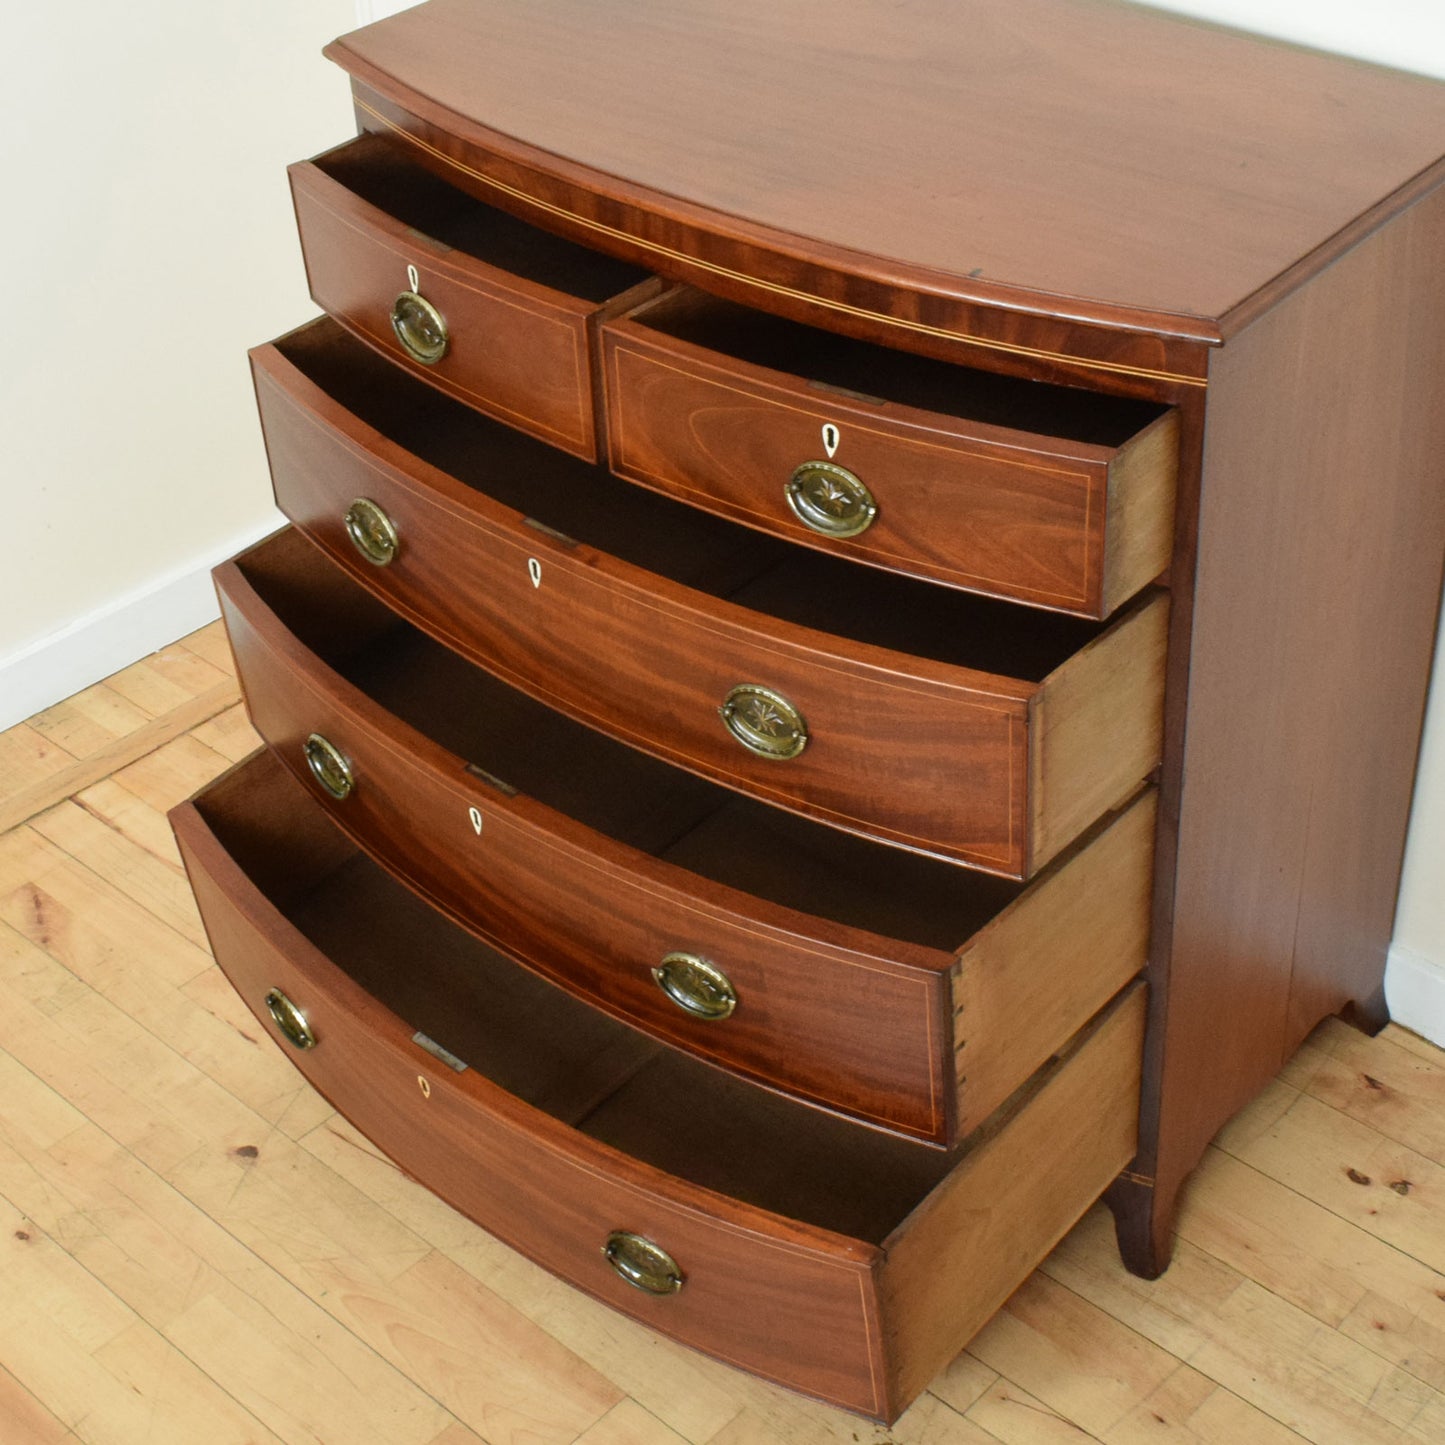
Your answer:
[172,748,1144,1421]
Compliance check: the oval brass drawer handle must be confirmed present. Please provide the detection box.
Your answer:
[719,684,808,760]
[652,952,737,1020]
[304,733,354,801]
[391,288,449,365]
[786,460,877,538]
[603,1231,684,1295]
[264,988,316,1051]
[344,497,399,567]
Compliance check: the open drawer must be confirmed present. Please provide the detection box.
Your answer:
[172,746,1145,1422]
[602,287,1179,617]
[216,528,1155,1144]
[251,318,1168,879]
[289,132,655,458]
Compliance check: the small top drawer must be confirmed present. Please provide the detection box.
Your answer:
[602,288,1178,617]
[289,134,654,459]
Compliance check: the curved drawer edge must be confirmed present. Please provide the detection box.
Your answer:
[252,328,1176,878]
[288,138,654,461]
[601,299,1179,618]
[215,537,962,1142]
[172,762,1147,1421]
[325,53,1220,390]
[170,779,893,1416]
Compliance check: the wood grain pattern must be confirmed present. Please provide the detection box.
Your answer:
[171,752,1146,1422]
[290,133,652,460]
[151,1,1445,1427]
[0,626,240,835]
[326,0,1445,340]
[252,322,1164,877]
[601,290,1178,617]
[341,78,1210,401]
[1100,413,1180,619]
[216,528,1155,1145]
[5,662,1445,1443]
[1124,172,1445,1274]
[953,793,1155,1135]
[170,756,891,1419]
[879,984,1144,1415]
[216,535,957,1143]
[1029,596,1169,874]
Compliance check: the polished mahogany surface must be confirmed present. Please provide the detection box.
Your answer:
[250,318,1168,879]
[602,287,1178,617]
[172,748,1144,1418]
[172,0,1445,1416]
[290,133,654,459]
[327,0,1445,337]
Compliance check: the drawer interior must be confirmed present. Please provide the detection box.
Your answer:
[239,529,1022,950]
[307,133,652,301]
[276,320,1110,680]
[197,751,963,1240]
[620,286,1170,446]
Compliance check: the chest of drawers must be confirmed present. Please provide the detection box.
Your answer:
[171,0,1445,1422]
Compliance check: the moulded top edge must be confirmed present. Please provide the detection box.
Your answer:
[323,0,1445,353]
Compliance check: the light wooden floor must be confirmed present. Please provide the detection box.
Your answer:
[3,620,1445,1445]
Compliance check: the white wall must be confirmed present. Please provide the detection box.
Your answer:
[3,0,1442,1040]
[1394,666,1445,1041]
[1138,0,1445,77]
[0,1,356,724]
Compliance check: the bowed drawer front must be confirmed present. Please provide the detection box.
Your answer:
[252,321,1168,879]
[172,748,1145,1421]
[602,287,1180,618]
[215,527,1156,1143]
[290,133,653,458]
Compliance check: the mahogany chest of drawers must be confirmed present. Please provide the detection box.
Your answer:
[172,0,1445,1422]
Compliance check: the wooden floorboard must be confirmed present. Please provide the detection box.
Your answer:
[0,631,1442,1445]
[0,623,241,837]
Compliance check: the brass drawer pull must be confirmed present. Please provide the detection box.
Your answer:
[653,952,737,1020]
[304,733,354,800]
[603,1231,684,1295]
[719,684,808,760]
[786,460,877,538]
[264,989,316,1051]
[344,497,399,566]
[391,287,449,365]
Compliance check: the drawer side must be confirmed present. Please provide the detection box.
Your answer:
[954,792,1155,1133]
[1102,410,1180,616]
[1028,595,1169,872]
[879,985,1146,1414]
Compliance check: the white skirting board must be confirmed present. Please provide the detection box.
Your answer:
[1385,943,1445,1049]
[0,516,282,734]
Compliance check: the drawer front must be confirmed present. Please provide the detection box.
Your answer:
[217,550,957,1143]
[254,352,1064,875]
[291,154,614,459]
[601,315,1178,618]
[173,792,889,1416]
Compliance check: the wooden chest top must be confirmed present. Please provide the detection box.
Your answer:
[327,0,1445,339]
